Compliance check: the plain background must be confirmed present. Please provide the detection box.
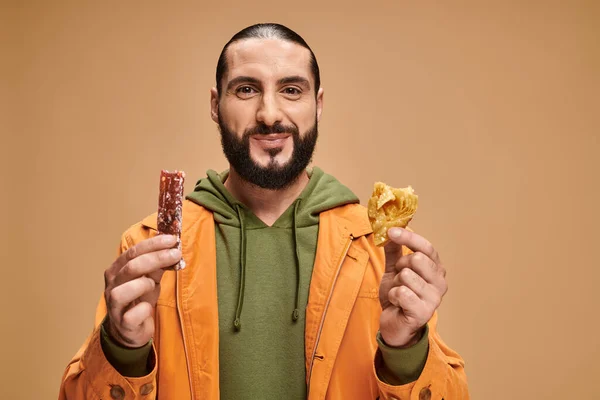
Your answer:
[2,1,599,399]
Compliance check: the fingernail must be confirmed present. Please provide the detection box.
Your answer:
[162,235,176,244]
[388,228,403,238]
[169,248,181,258]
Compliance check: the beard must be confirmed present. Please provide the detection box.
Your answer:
[218,113,318,190]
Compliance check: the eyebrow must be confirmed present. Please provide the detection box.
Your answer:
[277,76,311,89]
[226,75,311,91]
[226,76,261,91]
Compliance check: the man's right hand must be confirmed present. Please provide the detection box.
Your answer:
[103,234,181,348]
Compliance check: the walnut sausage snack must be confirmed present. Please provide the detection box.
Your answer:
[157,170,186,270]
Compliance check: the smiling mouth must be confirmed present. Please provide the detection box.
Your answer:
[251,134,291,151]
[251,134,291,141]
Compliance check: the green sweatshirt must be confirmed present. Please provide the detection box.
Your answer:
[100,167,428,397]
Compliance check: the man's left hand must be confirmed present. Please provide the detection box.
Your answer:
[379,228,448,348]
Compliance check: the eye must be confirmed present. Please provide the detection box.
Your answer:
[282,87,302,98]
[236,86,258,98]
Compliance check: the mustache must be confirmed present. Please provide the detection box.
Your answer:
[243,122,299,137]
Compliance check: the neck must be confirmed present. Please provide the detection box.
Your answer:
[224,167,310,226]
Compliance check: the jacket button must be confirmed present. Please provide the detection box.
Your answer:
[419,386,432,400]
[110,385,125,400]
[140,383,154,395]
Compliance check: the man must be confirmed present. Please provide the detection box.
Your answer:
[59,23,468,399]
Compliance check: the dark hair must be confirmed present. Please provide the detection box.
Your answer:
[216,23,320,96]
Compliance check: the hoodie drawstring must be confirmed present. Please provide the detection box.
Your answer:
[233,204,246,331]
[233,200,302,331]
[291,199,301,323]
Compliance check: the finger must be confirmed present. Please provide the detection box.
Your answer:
[387,285,425,317]
[383,239,403,274]
[108,276,156,316]
[147,268,165,284]
[113,248,181,287]
[395,252,445,284]
[392,267,432,301]
[109,235,178,277]
[388,228,441,265]
[121,301,154,332]
[140,316,155,344]
[139,284,161,305]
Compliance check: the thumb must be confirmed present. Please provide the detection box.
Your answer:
[383,228,404,273]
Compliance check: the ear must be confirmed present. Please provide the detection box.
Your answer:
[316,87,324,122]
[210,87,219,123]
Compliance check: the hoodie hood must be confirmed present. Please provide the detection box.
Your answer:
[186,167,359,228]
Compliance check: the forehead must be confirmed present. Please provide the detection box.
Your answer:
[224,38,312,83]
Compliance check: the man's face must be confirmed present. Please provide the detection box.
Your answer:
[211,38,324,190]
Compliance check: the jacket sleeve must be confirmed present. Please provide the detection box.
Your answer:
[58,230,159,400]
[369,234,470,399]
[374,311,469,400]
[376,325,429,385]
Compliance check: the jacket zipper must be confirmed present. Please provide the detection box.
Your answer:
[176,272,195,400]
[307,234,354,397]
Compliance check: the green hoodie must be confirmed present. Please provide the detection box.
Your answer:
[99,166,429,398]
[187,167,359,399]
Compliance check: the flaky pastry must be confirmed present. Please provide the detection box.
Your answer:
[368,182,418,246]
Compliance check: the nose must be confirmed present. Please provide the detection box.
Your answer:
[256,92,283,127]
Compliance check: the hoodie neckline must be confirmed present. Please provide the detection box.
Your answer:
[189,167,359,230]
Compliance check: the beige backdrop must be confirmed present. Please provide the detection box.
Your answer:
[2,1,599,399]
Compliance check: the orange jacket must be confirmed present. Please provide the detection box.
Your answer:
[59,201,468,399]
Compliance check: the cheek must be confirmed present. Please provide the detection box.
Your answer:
[220,100,257,132]
[286,101,317,130]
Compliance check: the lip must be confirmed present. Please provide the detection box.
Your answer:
[250,134,290,150]
[251,134,291,141]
